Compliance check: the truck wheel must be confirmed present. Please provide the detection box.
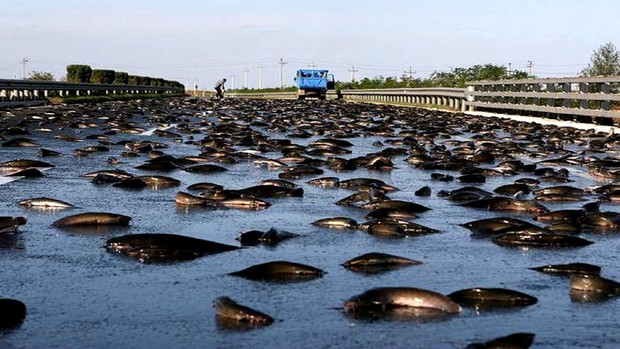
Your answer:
[318,95,326,100]
[297,95,305,100]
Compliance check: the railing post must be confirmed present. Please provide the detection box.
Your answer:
[466,85,475,111]
[601,83,611,111]
[546,83,556,107]
[579,82,589,109]
[562,83,571,108]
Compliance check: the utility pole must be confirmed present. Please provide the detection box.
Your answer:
[404,66,415,87]
[348,65,358,83]
[230,74,236,90]
[243,69,249,88]
[404,66,415,79]
[526,60,533,76]
[278,57,288,89]
[507,62,512,77]
[20,57,28,79]
[257,65,264,89]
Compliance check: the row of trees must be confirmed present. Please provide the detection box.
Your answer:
[65,64,184,89]
[25,65,184,90]
[333,42,619,90]
[334,64,530,90]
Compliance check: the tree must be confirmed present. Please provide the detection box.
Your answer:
[581,42,620,77]
[91,69,116,84]
[26,71,54,81]
[66,64,92,83]
[114,72,129,85]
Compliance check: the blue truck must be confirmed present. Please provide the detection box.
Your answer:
[294,69,336,100]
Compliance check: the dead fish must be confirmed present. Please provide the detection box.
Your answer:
[342,252,421,273]
[461,217,538,237]
[365,208,419,220]
[82,169,133,179]
[461,197,548,215]
[311,217,359,230]
[0,159,54,169]
[338,178,399,192]
[37,148,61,157]
[258,179,297,188]
[187,182,225,191]
[236,228,298,246]
[52,212,131,227]
[229,260,324,282]
[106,233,239,254]
[6,168,44,177]
[17,197,75,210]
[175,191,207,206]
[219,197,271,210]
[0,298,27,327]
[466,332,536,349]
[570,274,620,302]
[448,287,538,309]
[360,200,431,213]
[0,216,27,233]
[2,137,37,147]
[134,175,181,188]
[344,287,461,315]
[213,296,274,326]
[307,176,340,187]
[491,229,593,248]
[183,164,228,173]
[529,263,601,276]
[237,185,303,198]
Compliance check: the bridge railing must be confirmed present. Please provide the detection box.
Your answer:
[228,87,467,110]
[0,79,184,107]
[339,87,466,110]
[227,78,620,123]
[227,91,298,99]
[466,76,620,122]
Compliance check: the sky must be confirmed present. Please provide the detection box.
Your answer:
[2,0,619,90]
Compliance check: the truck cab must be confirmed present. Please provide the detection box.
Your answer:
[295,69,335,100]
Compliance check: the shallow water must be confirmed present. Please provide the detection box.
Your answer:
[1,98,619,349]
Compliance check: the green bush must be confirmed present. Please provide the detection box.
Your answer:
[128,75,141,85]
[66,64,92,83]
[114,72,129,84]
[91,69,116,84]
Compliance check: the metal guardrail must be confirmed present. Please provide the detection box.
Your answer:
[227,91,298,100]
[339,88,466,110]
[4,76,620,123]
[228,88,467,110]
[229,78,620,122]
[466,76,620,121]
[0,79,184,108]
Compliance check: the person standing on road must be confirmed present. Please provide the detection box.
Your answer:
[214,78,227,99]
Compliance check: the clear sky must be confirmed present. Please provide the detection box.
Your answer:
[2,0,619,89]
